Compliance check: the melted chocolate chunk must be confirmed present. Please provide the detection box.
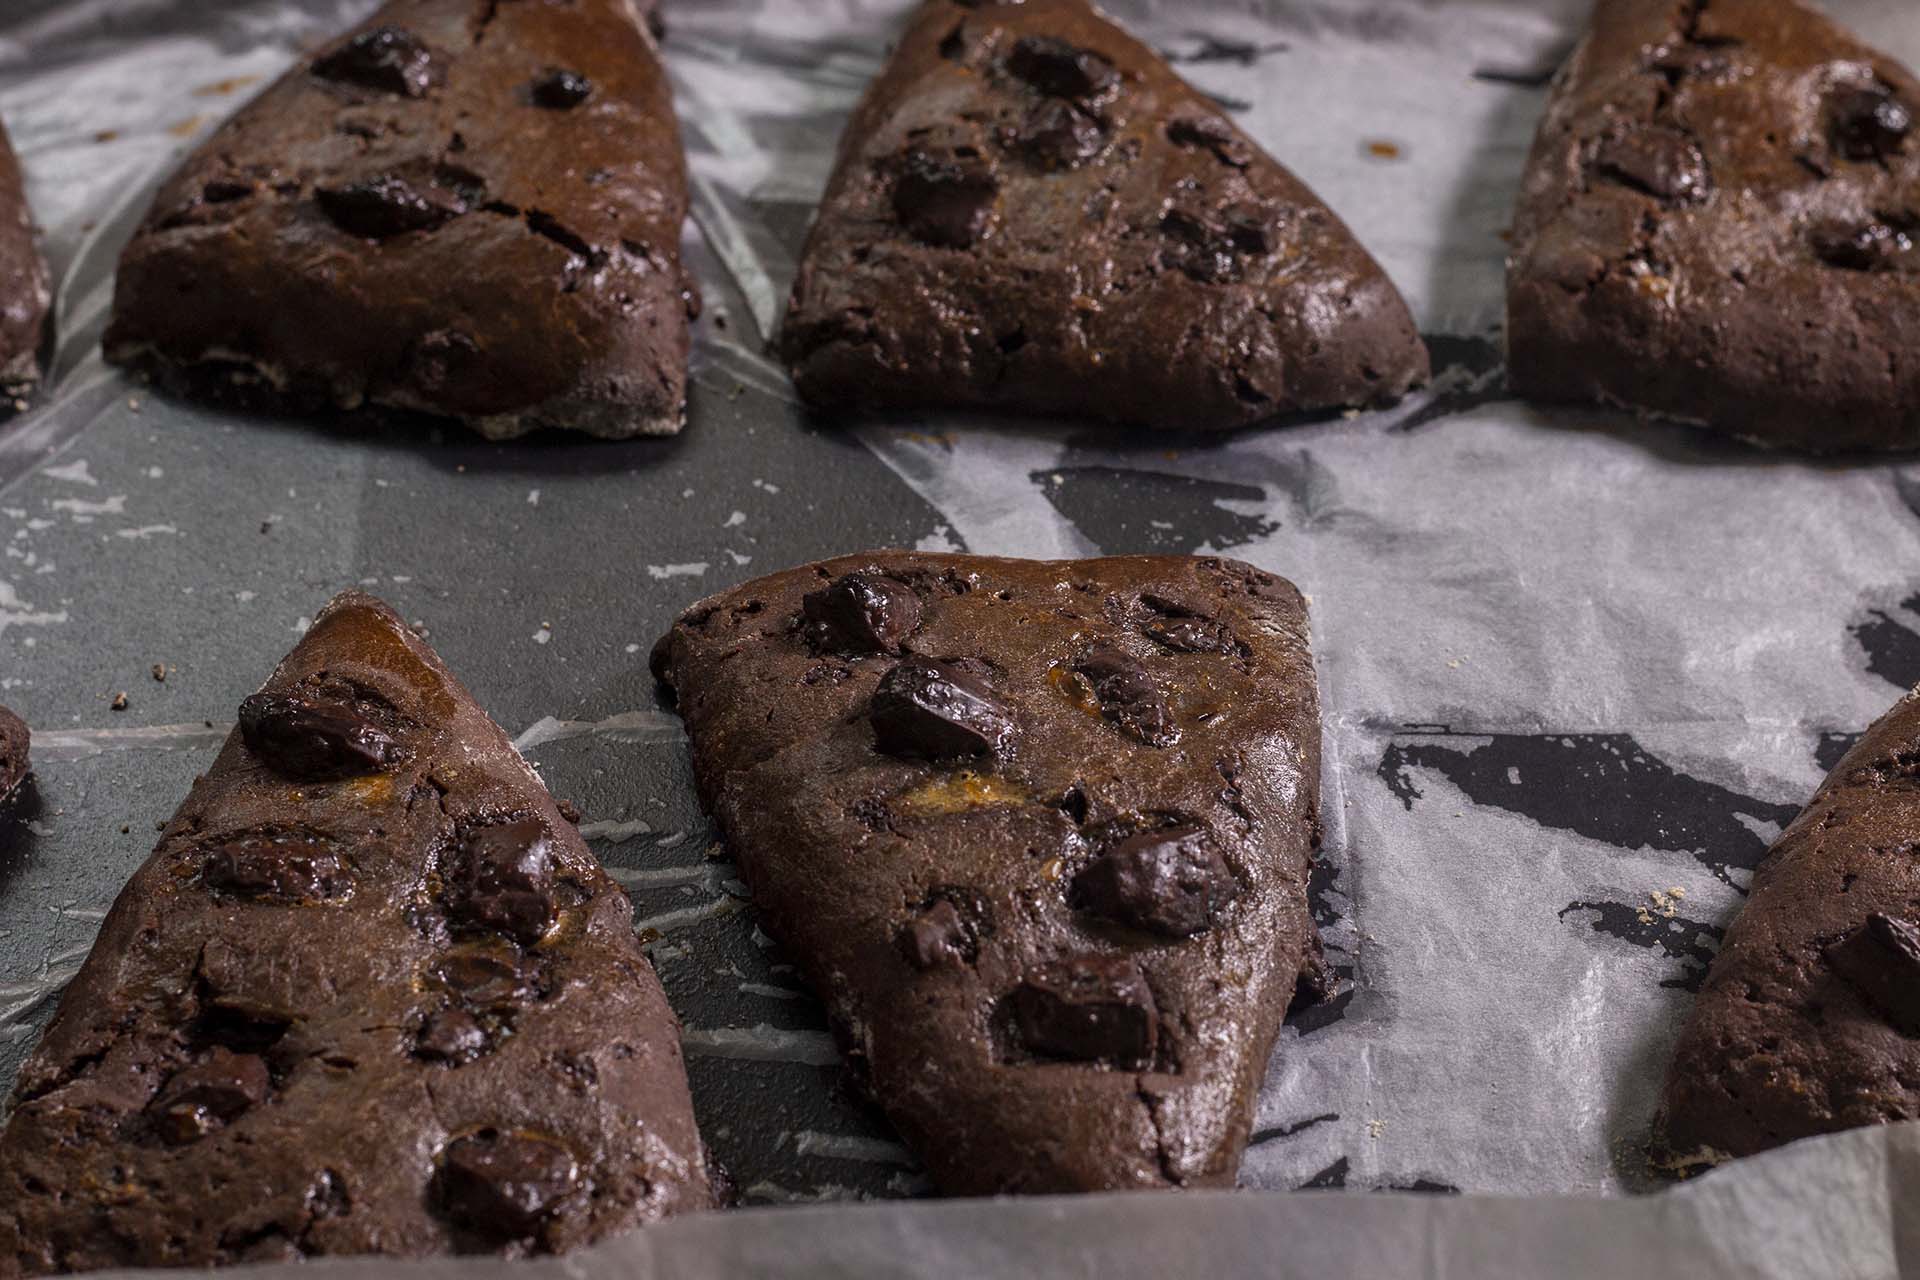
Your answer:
[898,898,972,969]
[1830,84,1912,162]
[432,943,535,1011]
[1166,113,1252,168]
[803,573,923,655]
[892,152,999,249]
[870,659,1015,759]
[1075,645,1176,747]
[1593,124,1711,202]
[237,692,398,781]
[316,174,468,240]
[449,818,558,945]
[531,68,593,110]
[1007,956,1157,1066]
[1013,99,1104,171]
[150,1048,270,1145]
[1006,35,1119,102]
[1826,913,1920,1034]
[436,1132,579,1240]
[1144,615,1238,655]
[311,26,438,98]
[203,829,351,902]
[416,1008,490,1064]
[1811,219,1915,271]
[1072,825,1239,937]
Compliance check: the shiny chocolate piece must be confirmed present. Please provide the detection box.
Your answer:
[449,818,558,945]
[1592,124,1710,202]
[316,174,468,239]
[1007,955,1157,1066]
[150,1049,271,1145]
[531,68,593,109]
[311,25,438,97]
[1830,83,1911,161]
[437,1132,579,1240]
[803,573,922,655]
[1075,644,1175,748]
[237,691,398,781]
[1073,825,1238,937]
[870,658,1016,759]
[415,1007,490,1064]
[892,151,999,249]
[203,829,351,902]
[897,898,973,969]
[1006,35,1119,102]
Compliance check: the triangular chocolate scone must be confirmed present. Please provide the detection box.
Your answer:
[1658,688,1920,1168]
[652,553,1327,1193]
[1508,0,1920,450]
[0,117,50,396]
[104,0,696,439]
[0,592,712,1273]
[780,0,1428,431]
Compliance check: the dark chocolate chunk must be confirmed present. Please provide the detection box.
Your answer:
[436,1132,579,1240]
[1830,83,1912,161]
[870,658,1016,759]
[433,942,535,1011]
[1075,645,1176,747]
[311,26,437,98]
[1013,99,1104,170]
[898,898,972,969]
[1165,112,1252,167]
[1007,35,1119,102]
[803,572,923,655]
[1007,956,1157,1066]
[892,151,999,249]
[237,691,398,781]
[203,829,352,902]
[531,68,593,109]
[1593,124,1710,201]
[315,174,468,239]
[1072,825,1239,937]
[1811,219,1915,271]
[1144,615,1238,655]
[449,818,558,945]
[150,1049,271,1145]
[1826,913,1920,1034]
[416,1008,490,1064]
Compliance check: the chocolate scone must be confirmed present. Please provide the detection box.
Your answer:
[780,0,1429,431]
[0,592,712,1275]
[1657,688,1920,1168]
[652,553,1327,1194]
[1507,0,1920,450]
[0,704,26,807]
[0,115,50,397]
[103,0,696,439]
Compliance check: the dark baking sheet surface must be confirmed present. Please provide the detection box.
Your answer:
[0,0,1916,1274]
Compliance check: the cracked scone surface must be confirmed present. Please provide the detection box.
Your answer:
[1658,687,1920,1167]
[0,591,712,1277]
[1507,0,1920,450]
[0,117,50,396]
[780,0,1428,431]
[103,0,695,439]
[652,552,1326,1194]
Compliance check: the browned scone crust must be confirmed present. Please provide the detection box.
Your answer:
[0,118,50,396]
[652,552,1325,1194]
[103,0,696,440]
[0,592,711,1276]
[781,0,1428,431]
[1657,689,1920,1168]
[1507,0,1920,451]
[0,705,27,805]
